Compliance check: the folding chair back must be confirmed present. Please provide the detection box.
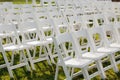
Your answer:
[41,0,57,7]
[0,24,30,77]
[64,0,75,10]
[89,27,108,50]
[18,21,42,43]
[55,0,65,11]
[21,13,35,22]
[35,12,55,38]
[53,32,97,80]
[82,15,95,29]
[103,12,117,25]
[73,29,94,53]
[63,9,82,31]
[22,7,34,14]
[18,21,54,70]
[34,7,47,13]
[103,26,118,44]
[54,32,86,64]
[73,0,81,9]
[5,13,21,25]
[0,24,20,45]
[22,4,33,9]
[94,14,107,27]
[46,6,58,12]
[49,10,70,34]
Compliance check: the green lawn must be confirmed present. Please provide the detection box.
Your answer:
[0,59,120,80]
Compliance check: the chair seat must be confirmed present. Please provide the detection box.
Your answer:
[25,40,49,46]
[59,57,93,68]
[110,43,120,48]
[42,26,52,31]
[97,47,119,53]
[3,44,29,51]
[25,28,36,33]
[12,21,18,25]
[46,37,53,43]
[82,52,108,60]
[58,24,68,28]
[0,32,14,38]
[64,58,93,68]
[17,28,36,33]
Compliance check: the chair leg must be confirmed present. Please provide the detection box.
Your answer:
[2,51,14,78]
[46,44,55,64]
[62,66,72,80]
[8,66,14,78]
[43,46,52,65]
[71,68,74,78]
[82,67,90,80]
[54,63,59,80]
[33,47,36,58]
[20,51,24,63]
[96,60,106,79]
[21,50,31,71]
[109,54,119,72]
[11,51,15,66]
[26,49,36,70]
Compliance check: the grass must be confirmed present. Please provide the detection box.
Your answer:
[0,51,120,80]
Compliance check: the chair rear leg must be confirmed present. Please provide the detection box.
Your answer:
[2,51,14,78]
[21,50,31,71]
[54,63,59,80]
[109,54,119,72]
[96,60,106,79]
[82,66,90,80]
[26,49,36,70]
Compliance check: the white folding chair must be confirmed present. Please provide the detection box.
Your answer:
[82,14,95,29]
[41,0,57,7]
[64,0,75,11]
[35,17,56,62]
[63,9,83,31]
[55,0,65,11]
[80,2,95,15]
[0,15,5,24]
[35,12,55,39]
[21,12,35,22]
[112,2,120,22]
[34,7,47,13]
[73,0,81,9]
[88,27,119,72]
[2,2,13,10]
[114,23,120,43]
[48,10,70,34]
[73,29,111,79]
[46,6,59,12]
[102,25,120,64]
[0,24,31,78]
[0,5,8,19]
[53,32,95,80]
[5,13,21,26]
[10,4,22,15]
[93,13,107,27]
[11,4,22,10]
[21,4,33,9]
[18,21,54,70]
[22,7,35,14]
[48,10,71,60]
[0,38,11,72]
[95,1,107,13]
